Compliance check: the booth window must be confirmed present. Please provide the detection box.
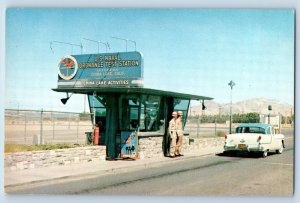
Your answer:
[88,95,106,115]
[140,95,161,132]
[88,95,106,125]
[174,99,190,129]
[119,95,140,131]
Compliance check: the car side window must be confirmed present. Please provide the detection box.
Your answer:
[266,127,271,135]
[236,127,242,133]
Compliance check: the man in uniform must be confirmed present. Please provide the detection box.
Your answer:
[175,111,184,156]
[168,111,177,158]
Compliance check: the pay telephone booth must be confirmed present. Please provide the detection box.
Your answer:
[53,51,212,160]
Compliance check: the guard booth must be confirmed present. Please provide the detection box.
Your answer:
[53,51,212,160]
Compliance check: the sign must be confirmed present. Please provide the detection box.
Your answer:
[58,55,78,80]
[260,114,281,128]
[121,131,138,160]
[57,51,143,88]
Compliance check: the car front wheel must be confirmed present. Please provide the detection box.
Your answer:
[276,144,284,154]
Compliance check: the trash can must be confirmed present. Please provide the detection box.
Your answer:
[85,132,93,145]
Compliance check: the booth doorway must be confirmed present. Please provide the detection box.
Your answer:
[88,95,107,145]
[117,95,140,158]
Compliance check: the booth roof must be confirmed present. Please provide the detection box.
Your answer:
[52,87,213,101]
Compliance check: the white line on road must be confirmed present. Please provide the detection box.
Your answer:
[264,162,293,166]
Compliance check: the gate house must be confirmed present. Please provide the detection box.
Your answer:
[53,51,212,160]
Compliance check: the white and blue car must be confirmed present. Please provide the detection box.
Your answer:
[224,123,285,158]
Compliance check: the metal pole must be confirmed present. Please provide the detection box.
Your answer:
[230,88,232,134]
[128,40,136,51]
[93,92,96,127]
[40,109,43,145]
[268,105,272,125]
[83,38,108,53]
[228,80,235,134]
[50,41,83,54]
[111,36,136,52]
[100,42,108,53]
[111,37,128,52]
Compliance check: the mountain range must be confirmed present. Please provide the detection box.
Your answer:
[190,98,294,116]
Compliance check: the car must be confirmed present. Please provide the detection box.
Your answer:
[223,123,285,158]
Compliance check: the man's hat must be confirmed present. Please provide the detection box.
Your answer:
[172,112,177,116]
[178,111,183,116]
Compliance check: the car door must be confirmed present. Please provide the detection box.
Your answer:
[271,127,283,150]
[268,126,278,150]
[261,126,272,149]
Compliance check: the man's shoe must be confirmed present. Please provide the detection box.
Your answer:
[179,154,184,156]
[170,155,175,158]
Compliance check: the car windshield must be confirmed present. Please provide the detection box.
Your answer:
[235,126,265,134]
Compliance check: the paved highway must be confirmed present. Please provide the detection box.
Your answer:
[8,129,294,195]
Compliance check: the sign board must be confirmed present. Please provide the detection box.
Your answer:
[260,114,281,128]
[57,51,143,88]
[121,131,138,160]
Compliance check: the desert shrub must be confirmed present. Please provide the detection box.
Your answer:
[216,131,227,137]
[5,144,81,153]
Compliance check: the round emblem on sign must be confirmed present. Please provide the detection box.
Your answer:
[58,55,78,80]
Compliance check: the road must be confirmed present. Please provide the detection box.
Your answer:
[7,129,294,196]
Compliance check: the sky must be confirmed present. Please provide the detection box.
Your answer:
[5,8,295,112]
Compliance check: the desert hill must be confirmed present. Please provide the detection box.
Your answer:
[190,98,294,116]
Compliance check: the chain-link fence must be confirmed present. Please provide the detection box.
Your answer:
[5,109,289,145]
[5,109,93,145]
[185,115,237,138]
[185,112,294,138]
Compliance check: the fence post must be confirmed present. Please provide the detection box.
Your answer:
[52,111,55,144]
[279,114,282,133]
[77,116,79,144]
[68,114,71,129]
[24,112,27,143]
[214,116,217,136]
[197,115,200,138]
[40,109,43,145]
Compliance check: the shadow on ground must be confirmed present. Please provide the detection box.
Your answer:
[216,151,278,159]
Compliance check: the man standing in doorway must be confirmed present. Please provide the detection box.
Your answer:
[168,112,177,158]
[175,111,184,156]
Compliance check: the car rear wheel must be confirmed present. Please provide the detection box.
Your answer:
[262,150,268,158]
[223,151,236,156]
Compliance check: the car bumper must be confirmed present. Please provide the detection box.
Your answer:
[224,144,264,152]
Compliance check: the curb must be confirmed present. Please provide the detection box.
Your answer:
[5,150,221,189]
